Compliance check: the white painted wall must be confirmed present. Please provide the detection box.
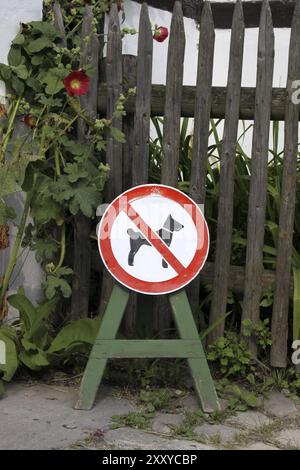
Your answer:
[0,0,43,313]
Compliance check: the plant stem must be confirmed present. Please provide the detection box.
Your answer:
[0,178,36,307]
[53,224,66,274]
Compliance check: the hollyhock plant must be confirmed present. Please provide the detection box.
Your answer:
[153,26,169,43]
[21,115,37,129]
[63,69,90,97]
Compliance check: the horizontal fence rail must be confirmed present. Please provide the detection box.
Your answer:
[99,84,293,121]
[132,0,296,28]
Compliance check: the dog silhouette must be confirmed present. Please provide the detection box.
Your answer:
[127,214,184,268]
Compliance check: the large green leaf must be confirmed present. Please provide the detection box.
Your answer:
[26,37,53,54]
[0,380,5,398]
[19,349,49,370]
[48,318,101,354]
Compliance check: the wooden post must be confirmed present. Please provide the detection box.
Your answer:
[208,0,245,344]
[271,0,300,367]
[98,5,123,316]
[242,0,274,354]
[71,5,99,319]
[188,1,215,324]
[155,0,185,334]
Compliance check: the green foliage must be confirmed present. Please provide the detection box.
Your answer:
[111,411,154,430]
[207,332,256,378]
[139,388,175,412]
[241,319,272,350]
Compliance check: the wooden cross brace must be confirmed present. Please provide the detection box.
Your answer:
[75,285,220,413]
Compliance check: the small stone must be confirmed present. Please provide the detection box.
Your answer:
[194,423,239,444]
[274,429,300,448]
[239,442,279,450]
[263,392,297,417]
[151,413,185,434]
[227,411,271,430]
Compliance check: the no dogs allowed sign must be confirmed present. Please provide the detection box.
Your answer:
[98,184,209,295]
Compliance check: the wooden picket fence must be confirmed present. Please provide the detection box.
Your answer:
[54,0,300,369]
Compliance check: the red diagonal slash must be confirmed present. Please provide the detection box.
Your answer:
[123,202,186,275]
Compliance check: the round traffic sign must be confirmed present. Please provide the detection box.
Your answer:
[98,184,209,295]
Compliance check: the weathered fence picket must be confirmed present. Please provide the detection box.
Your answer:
[154,0,186,334]
[208,0,245,344]
[271,0,300,367]
[132,2,153,186]
[188,1,215,321]
[71,5,100,319]
[242,0,274,354]
[99,4,123,316]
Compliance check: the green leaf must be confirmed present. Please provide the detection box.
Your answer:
[0,63,12,81]
[26,37,53,54]
[19,349,49,370]
[110,127,126,143]
[8,291,36,332]
[11,75,25,95]
[12,33,25,45]
[8,47,22,66]
[44,275,72,300]
[48,318,101,354]
[29,21,62,40]
[64,162,88,183]
[11,64,28,80]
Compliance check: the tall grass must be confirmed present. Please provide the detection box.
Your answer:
[149,117,300,343]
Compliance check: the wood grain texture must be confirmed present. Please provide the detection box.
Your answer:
[188,2,215,322]
[271,0,300,367]
[132,2,153,186]
[242,0,274,354]
[99,83,290,121]
[53,1,67,47]
[92,340,206,358]
[71,6,99,319]
[132,0,296,28]
[99,5,123,317]
[208,0,245,344]
[161,0,186,187]
[154,1,185,335]
[106,4,123,201]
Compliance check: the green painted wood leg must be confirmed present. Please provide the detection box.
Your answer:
[74,284,130,410]
[169,289,220,413]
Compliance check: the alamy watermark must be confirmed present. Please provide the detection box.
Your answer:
[0,339,6,366]
[291,80,300,104]
[292,340,300,365]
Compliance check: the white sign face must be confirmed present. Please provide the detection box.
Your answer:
[98,184,210,295]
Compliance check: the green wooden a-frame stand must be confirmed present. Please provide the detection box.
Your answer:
[75,284,220,413]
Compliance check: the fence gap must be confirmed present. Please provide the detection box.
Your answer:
[241,0,274,355]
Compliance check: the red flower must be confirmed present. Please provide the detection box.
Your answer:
[63,70,90,97]
[107,1,122,14]
[21,115,37,129]
[153,26,169,43]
